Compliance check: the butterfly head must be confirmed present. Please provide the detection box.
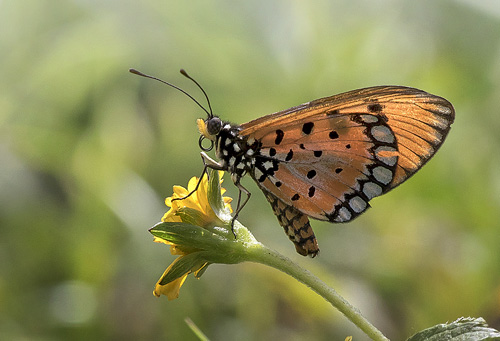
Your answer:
[197,115,224,152]
[197,116,222,141]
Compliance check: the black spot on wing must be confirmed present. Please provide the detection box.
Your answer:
[367,103,384,113]
[275,130,284,145]
[329,131,339,139]
[302,122,314,135]
[308,186,316,197]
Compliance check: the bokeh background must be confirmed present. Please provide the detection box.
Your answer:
[2,0,500,340]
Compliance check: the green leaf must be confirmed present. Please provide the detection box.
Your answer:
[407,317,500,341]
[176,207,209,226]
[150,222,227,250]
[150,222,247,264]
[207,170,232,222]
[193,262,210,279]
[158,251,209,285]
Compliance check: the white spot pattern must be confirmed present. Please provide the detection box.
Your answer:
[336,207,352,222]
[372,166,393,185]
[374,146,398,166]
[362,182,383,199]
[349,196,367,213]
[262,160,274,170]
[371,125,395,143]
[360,114,379,123]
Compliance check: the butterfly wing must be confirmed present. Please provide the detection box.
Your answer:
[241,86,455,189]
[240,86,454,256]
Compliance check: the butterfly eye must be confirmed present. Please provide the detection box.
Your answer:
[206,117,222,136]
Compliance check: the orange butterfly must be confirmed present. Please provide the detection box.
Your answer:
[131,69,455,257]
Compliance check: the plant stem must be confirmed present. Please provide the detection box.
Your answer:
[185,317,210,341]
[245,244,389,341]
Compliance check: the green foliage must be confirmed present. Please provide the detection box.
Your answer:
[407,318,500,341]
[2,0,500,340]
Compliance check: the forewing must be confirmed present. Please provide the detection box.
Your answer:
[241,86,455,190]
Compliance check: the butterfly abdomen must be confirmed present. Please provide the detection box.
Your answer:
[263,189,319,257]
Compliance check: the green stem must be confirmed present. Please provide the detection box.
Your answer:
[245,244,389,341]
[185,317,210,341]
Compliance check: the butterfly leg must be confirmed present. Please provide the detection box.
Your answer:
[230,180,251,236]
[200,151,252,236]
[173,152,251,238]
[171,165,208,203]
[200,151,226,171]
[172,152,225,202]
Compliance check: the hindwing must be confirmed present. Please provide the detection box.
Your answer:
[248,112,398,223]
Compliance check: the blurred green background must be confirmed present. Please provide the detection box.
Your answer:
[2,0,500,340]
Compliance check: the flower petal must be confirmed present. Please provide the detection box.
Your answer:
[172,185,189,199]
[153,273,188,300]
[153,236,174,245]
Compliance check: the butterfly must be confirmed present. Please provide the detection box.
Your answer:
[130,69,455,257]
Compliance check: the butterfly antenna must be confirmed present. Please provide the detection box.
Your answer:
[180,69,214,118]
[129,68,211,117]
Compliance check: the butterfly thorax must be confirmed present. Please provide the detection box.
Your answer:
[213,121,261,181]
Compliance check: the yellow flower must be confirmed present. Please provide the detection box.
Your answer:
[161,170,232,227]
[151,170,234,300]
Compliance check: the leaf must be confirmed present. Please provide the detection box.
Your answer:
[407,317,500,341]
[176,207,209,226]
[207,170,231,222]
[158,252,208,285]
[149,222,228,250]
